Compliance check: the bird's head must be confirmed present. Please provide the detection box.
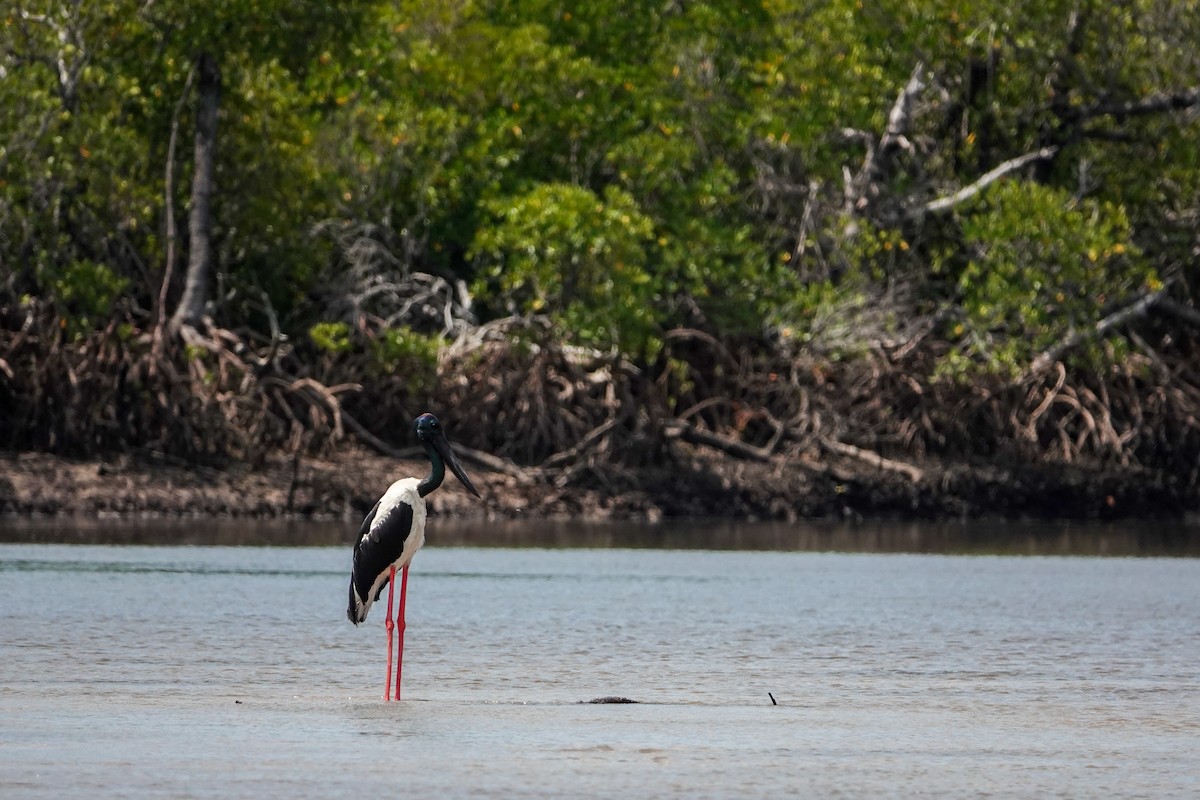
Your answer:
[414,412,481,499]
[414,412,442,442]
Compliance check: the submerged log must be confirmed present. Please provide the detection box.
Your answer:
[581,697,639,704]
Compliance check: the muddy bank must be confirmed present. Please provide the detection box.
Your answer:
[1,447,1194,523]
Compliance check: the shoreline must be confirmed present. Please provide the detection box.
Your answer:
[2,447,1196,523]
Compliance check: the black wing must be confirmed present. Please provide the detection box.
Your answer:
[347,499,414,624]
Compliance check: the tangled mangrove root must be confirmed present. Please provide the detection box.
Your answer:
[438,317,662,488]
[0,309,350,464]
[3,303,1198,510]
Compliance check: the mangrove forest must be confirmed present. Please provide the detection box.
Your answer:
[2,0,1200,519]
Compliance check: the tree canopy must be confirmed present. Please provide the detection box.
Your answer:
[2,0,1199,496]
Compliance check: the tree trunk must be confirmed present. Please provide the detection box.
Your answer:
[169,52,221,335]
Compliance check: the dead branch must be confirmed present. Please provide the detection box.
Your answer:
[664,418,776,462]
[457,445,536,482]
[1027,284,1172,377]
[318,220,476,337]
[342,405,533,482]
[240,292,289,370]
[846,62,926,215]
[445,314,551,359]
[15,6,89,111]
[664,418,856,482]
[920,147,1058,215]
[341,409,420,460]
[819,437,925,483]
[1075,86,1200,122]
[1158,298,1200,329]
[878,64,927,161]
[541,416,625,470]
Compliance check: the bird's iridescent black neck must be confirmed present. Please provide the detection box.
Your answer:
[417,442,444,498]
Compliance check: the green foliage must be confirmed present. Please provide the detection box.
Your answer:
[308,322,353,355]
[372,326,441,394]
[49,259,130,338]
[939,182,1158,378]
[471,183,659,355]
[0,0,365,330]
[2,0,1198,377]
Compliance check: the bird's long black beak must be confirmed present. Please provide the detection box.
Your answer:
[434,433,481,499]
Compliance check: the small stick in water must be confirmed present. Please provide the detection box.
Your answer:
[768,692,777,705]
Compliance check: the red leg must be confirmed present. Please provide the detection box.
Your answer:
[395,564,410,700]
[383,565,396,701]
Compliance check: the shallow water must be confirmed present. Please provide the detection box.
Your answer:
[1,520,1199,797]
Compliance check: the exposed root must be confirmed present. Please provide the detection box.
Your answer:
[3,298,1198,516]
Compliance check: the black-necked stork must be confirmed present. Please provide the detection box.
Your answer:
[347,412,481,700]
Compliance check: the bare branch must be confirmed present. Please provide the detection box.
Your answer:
[665,418,775,461]
[541,416,625,470]
[878,63,927,159]
[1075,87,1200,122]
[16,2,88,111]
[1027,283,1172,377]
[846,62,926,214]
[920,147,1058,215]
[1157,297,1200,329]
[819,437,925,483]
[317,221,476,337]
[343,407,533,481]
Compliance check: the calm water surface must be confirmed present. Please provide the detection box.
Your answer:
[1,519,1198,798]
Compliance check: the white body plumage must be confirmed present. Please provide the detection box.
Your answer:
[376,477,428,562]
[348,477,427,624]
[347,412,480,635]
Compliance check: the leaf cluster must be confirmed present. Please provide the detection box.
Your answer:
[3,0,1199,393]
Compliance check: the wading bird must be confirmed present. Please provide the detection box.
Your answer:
[347,412,481,700]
